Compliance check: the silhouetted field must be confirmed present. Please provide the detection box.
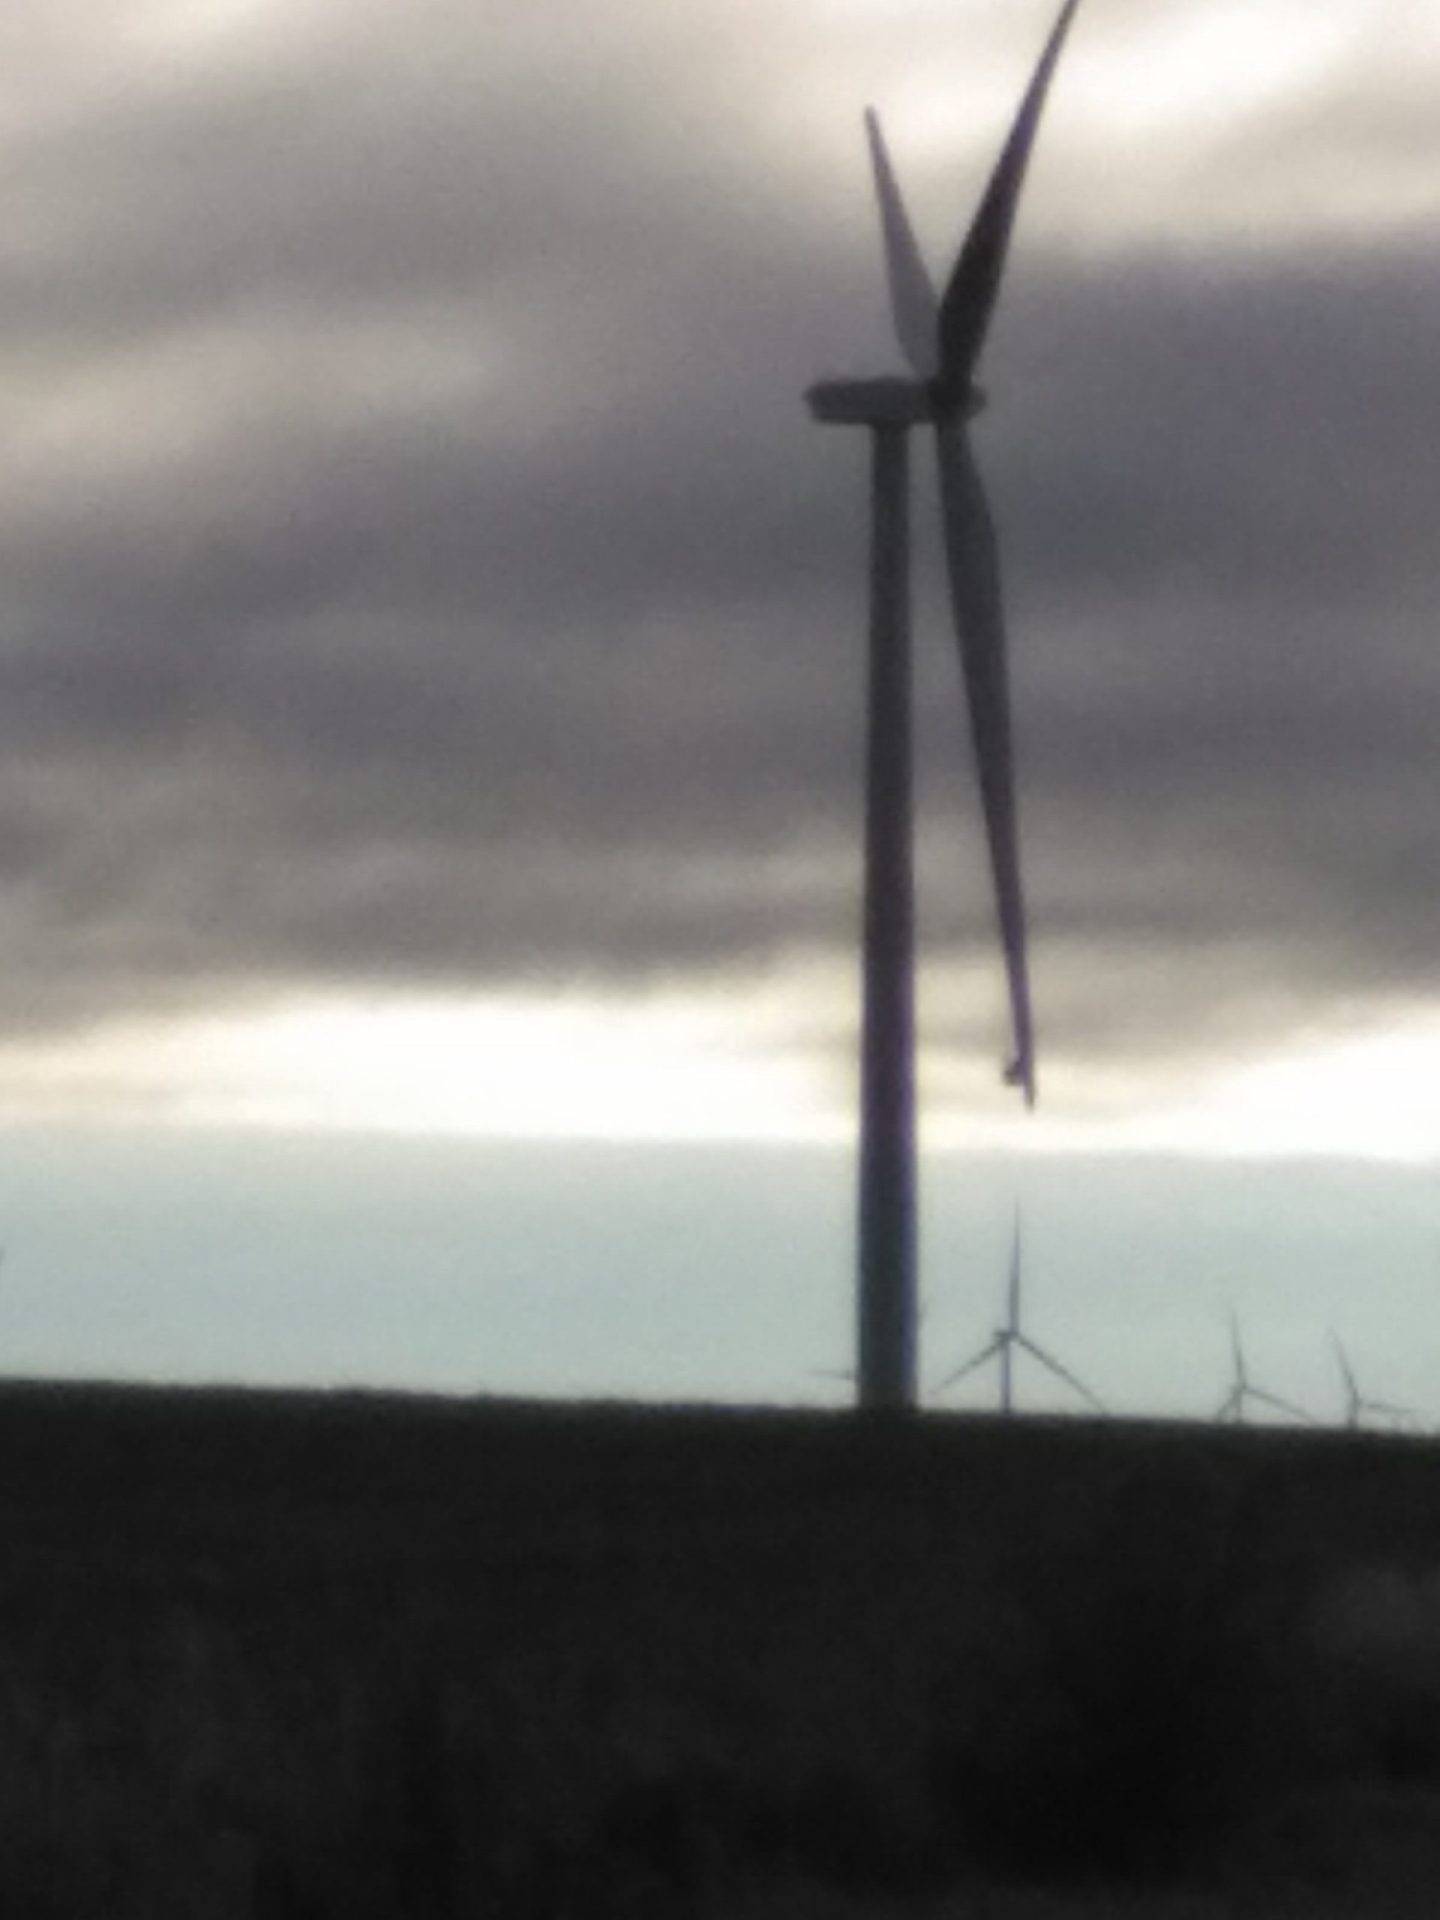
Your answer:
[2,1380,1439,1915]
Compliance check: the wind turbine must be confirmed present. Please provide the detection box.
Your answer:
[808,0,1085,1414]
[1215,1312,1312,1426]
[930,1211,1104,1415]
[1330,1331,1411,1431]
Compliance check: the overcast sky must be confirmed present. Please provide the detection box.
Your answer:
[0,0,1436,1150]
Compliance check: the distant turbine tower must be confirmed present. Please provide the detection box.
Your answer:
[1330,1331,1410,1431]
[808,0,1084,1415]
[1215,1312,1312,1426]
[930,1210,1104,1415]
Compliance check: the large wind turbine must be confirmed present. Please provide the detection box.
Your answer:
[808,0,1084,1412]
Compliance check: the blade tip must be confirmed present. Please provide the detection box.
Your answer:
[1003,1055,1037,1106]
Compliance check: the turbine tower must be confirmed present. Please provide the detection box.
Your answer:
[808,0,1084,1412]
[930,1210,1104,1415]
[1215,1312,1312,1426]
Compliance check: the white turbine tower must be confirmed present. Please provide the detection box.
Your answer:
[930,1210,1104,1415]
[808,0,1085,1413]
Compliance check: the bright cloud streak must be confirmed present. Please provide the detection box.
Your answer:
[1128,1019,1440,1163]
[171,997,840,1141]
[1088,1,1367,136]
[0,991,1433,1161]
[0,995,843,1143]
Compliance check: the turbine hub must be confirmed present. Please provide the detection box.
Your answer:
[931,379,987,422]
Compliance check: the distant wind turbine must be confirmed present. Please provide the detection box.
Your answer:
[808,0,1085,1413]
[1330,1331,1411,1431]
[930,1210,1104,1415]
[1215,1312,1312,1426]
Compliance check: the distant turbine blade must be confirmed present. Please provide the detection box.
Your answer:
[936,0,1083,397]
[1017,1334,1105,1413]
[1006,1209,1023,1332]
[935,418,1035,1102]
[864,108,941,379]
[1365,1398,1411,1421]
[1247,1387,1314,1424]
[932,1335,1004,1396]
[1229,1310,1246,1387]
[1331,1331,1361,1418]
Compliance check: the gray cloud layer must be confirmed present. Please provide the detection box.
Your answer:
[0,0,1433,1104]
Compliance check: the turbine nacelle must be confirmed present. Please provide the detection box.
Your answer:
[806,377,932,428]
[806,378,986,429]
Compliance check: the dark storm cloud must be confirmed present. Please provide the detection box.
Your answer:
[0,1,1433,1093]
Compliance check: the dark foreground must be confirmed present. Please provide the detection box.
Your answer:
[2,1380,1440,1916]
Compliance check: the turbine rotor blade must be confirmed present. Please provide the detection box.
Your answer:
[1016,1334,1105,1412]
[1229,1310,1246,1386]
[864,108,941,380]
[935,419,1035,1102]
[1247,1387,1313,1424]
[1331,1330,1358,1398]
[1007,1210,1023,1332]
[931,1336,1004,1396]
[937,0,1083,397]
